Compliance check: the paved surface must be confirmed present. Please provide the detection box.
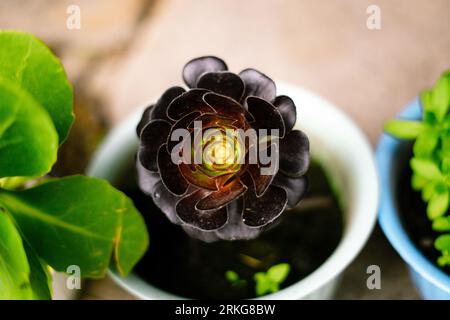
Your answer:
[3,0,448,299]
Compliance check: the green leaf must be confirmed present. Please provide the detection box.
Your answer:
[0,176,149,278]
[420,90,433,113]
[410,158,442,181]
[267,263,290,284]
[411,173,428,191]
[413,129,440,157]
[437,253,450,267]
[435,234,450,252]
[432,216,450,232]
[0,77,58,178]
[430,72,450,122]
[254,272,271,297]
[442,157,450,176]
[0,209,32,299]
[0,31,74,143]
[427,190,449,220]
[23,239,52,300]
[384,120,423,139]
[225,270,239,283]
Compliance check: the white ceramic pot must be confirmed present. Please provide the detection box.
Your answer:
[87,82,379,300]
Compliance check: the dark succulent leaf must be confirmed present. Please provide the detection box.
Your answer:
[151,180,189,224]
[136,104,153,137]
[136,159,163,196]
[182,225,220,242]
[279,130,310,177]
[176,189,228,230]
[183,56,228,88]
[151,86,186,122]
[157,144,189,195]
[190,113,239,130]
[138,120,171,172]
[179,163,218,190]
[247,162,276,197]
[247,96,285,137]
[239,68,276,102]
[197,71,245,102]
[167,89,213,120]
[274,95,297,133]
[167,111,202,152]
[196,181,247,211]
[216,197,261,240]
[203,92,248,120]
[243,184,287,227]
[273,173,308,208]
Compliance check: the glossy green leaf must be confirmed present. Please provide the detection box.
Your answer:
[384,120,423,139]
[23,240,52,300]
[0,77,58,178]
[427,190,449,220]
[0,31,74,143]
[0,176,149,278]
[0,210,32,299]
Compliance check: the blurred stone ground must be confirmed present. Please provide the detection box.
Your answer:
[2,0,449,299]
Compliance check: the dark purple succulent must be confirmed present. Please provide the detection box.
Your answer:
[136,56,309,242]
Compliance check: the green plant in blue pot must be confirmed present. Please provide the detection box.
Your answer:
[378,71,450,299]
[0,30,149,299]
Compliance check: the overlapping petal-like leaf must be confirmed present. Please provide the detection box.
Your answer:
[137,56,310,241]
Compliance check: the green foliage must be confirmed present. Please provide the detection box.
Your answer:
[385,71,450,268]
[253,263,290,296]
[0,31,149,299]
[0,31,74,143]
[0,77,58,178]
[225,270,247,287]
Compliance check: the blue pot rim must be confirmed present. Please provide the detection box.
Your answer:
[376,98,450,293]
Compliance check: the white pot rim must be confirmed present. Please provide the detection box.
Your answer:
[87,82,379,299]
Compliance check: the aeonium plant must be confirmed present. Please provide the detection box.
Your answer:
[137,56,310,242]
[385,71,450,268]
[0,30,148,299]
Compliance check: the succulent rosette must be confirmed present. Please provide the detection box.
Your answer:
[136,56,310,242]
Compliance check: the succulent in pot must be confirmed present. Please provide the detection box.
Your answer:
[136,56,310,242]
[89,55,379,299]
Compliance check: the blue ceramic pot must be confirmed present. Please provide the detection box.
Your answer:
[377,98,450,299]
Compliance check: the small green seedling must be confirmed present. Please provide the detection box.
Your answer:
[385,71,450,268]
[225,270,247,287]
[253,263,290,296]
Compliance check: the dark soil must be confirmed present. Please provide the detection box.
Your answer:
[117,161,344,299]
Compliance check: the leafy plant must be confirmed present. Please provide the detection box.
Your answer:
[385,71,450,268]
[0,30,149,299]
[253,263,290,296]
